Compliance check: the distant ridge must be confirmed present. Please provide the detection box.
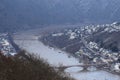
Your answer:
[1,0,120,31]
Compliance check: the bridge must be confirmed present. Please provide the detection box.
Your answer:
[14,37,39,41]
[54,63,106,71]
[14,39,38,41]
[13,35,39,41]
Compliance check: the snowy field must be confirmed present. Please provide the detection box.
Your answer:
[14,31,120,80]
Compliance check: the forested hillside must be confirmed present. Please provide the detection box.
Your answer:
[0,51,74,80]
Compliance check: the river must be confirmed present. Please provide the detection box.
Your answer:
[13,29,120,80]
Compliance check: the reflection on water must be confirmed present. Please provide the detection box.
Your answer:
[88,66,97,71]
[65,66,120,80]
[70,70,120,80]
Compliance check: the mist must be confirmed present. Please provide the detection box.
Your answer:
[0,0,120,32]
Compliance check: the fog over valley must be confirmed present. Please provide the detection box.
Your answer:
[1,0,120,32]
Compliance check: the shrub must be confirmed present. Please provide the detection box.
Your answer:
[0,51,74,80]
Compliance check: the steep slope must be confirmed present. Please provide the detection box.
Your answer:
[0,51,74,80]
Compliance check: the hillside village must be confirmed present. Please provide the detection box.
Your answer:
[0,33,17,56]
[40,22,120,73]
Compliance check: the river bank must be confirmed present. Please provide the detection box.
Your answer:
[13,29,120,80]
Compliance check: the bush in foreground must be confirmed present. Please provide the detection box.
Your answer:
[0,51,74,80]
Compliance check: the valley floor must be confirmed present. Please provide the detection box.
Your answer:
[13,28,120,80]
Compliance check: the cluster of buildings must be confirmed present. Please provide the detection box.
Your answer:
[49,22,120,73]
[0,33,17,56]
[75,42,120,73]
[75,22,120,73]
